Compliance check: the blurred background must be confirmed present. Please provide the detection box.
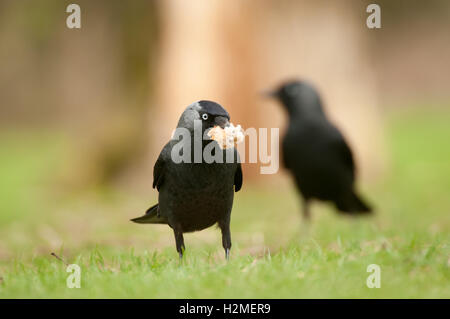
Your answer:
[0,0,449,279]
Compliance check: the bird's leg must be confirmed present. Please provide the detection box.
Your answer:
[299,198,312,238]
[219,219,232,261]
[302,198,311,221]
[173,229,185,261]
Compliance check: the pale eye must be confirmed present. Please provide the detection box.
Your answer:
[202,113,208,120]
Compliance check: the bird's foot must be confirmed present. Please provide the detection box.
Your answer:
[225,248,230,261]
[178,252,185,265]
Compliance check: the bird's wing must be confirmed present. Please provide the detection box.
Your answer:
[152,142,171,191]
[233,149,243,192]
[330,132,356,179]
[234,162,243,192]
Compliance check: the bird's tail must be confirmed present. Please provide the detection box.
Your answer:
[336,191,372,215]
[130,203,168,224]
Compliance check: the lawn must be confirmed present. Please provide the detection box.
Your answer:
[0,109,449,298]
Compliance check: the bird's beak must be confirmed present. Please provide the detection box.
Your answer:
[214,116,230,129]
[261,89,278,99]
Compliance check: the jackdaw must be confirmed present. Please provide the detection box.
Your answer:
[131,100,243,259]
[266,80,372,220]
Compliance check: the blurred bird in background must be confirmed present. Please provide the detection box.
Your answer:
[131,101,243,259]
[267,80,372,221]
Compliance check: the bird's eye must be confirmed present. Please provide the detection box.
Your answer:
[202,113,208,121]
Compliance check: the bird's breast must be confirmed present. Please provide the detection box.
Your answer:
[158,161,237,232]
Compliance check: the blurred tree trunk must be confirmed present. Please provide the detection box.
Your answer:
[151,0,385,184]
[52,1,158,188]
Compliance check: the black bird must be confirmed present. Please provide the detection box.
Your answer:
[267,80,372,220]
[131,100,243,259]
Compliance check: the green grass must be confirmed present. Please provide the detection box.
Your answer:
[0,109,449,298]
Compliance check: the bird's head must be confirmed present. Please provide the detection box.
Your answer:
[177,100,230,133]
[265,80,324,117]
